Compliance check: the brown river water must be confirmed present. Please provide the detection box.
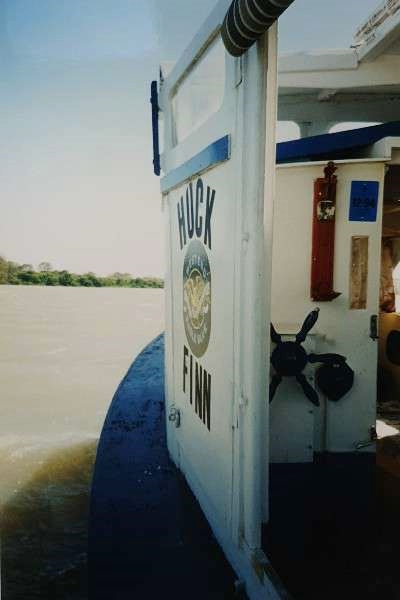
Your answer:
[0,285,164,599]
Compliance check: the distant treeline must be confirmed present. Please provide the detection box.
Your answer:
[0,258,163,288]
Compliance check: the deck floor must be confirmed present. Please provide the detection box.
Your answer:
[88,335,239,600]
[265,406,400,600]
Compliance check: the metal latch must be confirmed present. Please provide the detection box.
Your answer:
[168,405,181,428]
[370,315,379,340]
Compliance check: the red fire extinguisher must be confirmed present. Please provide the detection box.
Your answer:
[310,162,341,302]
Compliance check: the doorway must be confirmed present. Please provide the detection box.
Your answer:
[378,165,400,425]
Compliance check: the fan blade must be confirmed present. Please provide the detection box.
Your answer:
[308,353,346,366]
[296,308,320,343]
[296,373,320,406]
[270,323,282,345]
[269,373,282,403]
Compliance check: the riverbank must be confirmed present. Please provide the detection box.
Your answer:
[0,257,163,288]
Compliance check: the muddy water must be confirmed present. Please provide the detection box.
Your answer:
[0,285,164,598]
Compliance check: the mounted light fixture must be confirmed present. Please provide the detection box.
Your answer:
[221,0,294,57]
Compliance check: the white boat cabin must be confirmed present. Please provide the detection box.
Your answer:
[272,124,400,463]
[153,1,400,598]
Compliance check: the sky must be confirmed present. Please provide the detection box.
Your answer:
[0,0,380,277]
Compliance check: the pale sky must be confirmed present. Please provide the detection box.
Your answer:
[0,0,379,276]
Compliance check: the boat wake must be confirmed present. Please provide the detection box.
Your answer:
[0,435,98,600]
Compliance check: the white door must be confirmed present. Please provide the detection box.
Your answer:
[159,8,280,600]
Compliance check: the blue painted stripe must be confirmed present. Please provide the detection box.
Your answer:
[161,135,230,194]
[276,121,400,164]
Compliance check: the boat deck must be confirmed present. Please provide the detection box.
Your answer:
[89,334,400,599]
[265,407,400,600]
[88,334,239,600]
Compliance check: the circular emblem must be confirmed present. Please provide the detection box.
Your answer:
[183,240,211,357]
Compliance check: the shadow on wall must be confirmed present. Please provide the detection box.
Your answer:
[1,440,98,600]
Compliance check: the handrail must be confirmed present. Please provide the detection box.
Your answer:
[150,80,161,176]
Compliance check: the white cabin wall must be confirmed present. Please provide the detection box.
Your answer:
[271,161,385,455]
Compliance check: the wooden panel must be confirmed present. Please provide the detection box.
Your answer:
[350,236,369,309]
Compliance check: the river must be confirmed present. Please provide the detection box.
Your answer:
[0,285,164,599]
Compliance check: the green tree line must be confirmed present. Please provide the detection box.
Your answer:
[0,257,163,288]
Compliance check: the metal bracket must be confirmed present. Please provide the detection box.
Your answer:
[168,405,181,428]
[355,426,377,450]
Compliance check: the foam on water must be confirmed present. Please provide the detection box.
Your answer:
[0,434,98,508]
[1,437,98,600]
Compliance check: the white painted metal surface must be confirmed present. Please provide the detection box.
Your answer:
[355,0,400,60]
[161,3,282,598]
[270,333,316,463]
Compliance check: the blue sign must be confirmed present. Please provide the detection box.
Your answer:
[349,181,379,222]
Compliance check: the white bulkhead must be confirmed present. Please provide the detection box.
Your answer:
[271,159,385,460]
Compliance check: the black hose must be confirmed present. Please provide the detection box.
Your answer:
[221,0,294,57]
